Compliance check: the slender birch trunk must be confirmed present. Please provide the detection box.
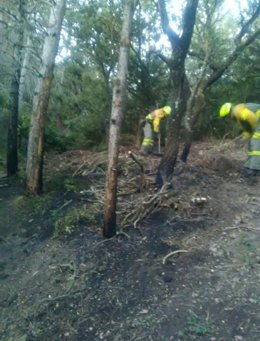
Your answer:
[103,0,134,238]
[25,0,66,195]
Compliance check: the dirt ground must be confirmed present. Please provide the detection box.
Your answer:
[0,140,259,341]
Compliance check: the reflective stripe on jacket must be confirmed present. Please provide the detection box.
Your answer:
[142,137,154,146]
[244,119,260,170]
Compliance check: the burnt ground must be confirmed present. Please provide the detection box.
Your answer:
[0,140,259,341]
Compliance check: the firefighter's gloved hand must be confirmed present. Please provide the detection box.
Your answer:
[242,131,251,139]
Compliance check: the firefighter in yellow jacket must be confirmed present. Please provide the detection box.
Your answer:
[219,102,260,174]
[140,106,172,155]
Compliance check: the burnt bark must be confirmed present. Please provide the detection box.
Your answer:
[180,87,206,162]
[7,73,20,175]
[156,0,198,186]
[103,0,134,238]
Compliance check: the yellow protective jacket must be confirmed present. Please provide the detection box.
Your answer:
[231,103,260,136]
[146,108,167,133]
[230,103,260,170]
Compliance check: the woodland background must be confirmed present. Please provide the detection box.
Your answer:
[0,0,259,160]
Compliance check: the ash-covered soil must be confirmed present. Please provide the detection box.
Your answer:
[0,140,259,341]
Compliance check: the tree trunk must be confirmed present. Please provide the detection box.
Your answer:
[7,72,20,176]
[25,0,67,195]
[103,0,134,238]
[156,0,198,186]
[180,88,206,162]
[19,33,32,113]
[6,0,26,176]
[157,72,189,186]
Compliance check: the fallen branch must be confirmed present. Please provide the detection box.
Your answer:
[120,183,171,228]
[162,249,188,264]
[116,231,131,239]
[128,150,147,192]
[72,160,87,177]
[128,150,144,173]
[241,225,260,233]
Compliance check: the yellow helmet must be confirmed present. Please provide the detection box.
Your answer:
[219,103,232,117]
[163,106,171,115]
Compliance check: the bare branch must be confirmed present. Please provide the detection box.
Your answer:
[0,6,18,21]
[157,0,179,48]
[149,50,171,67]
[180,0,199,54]
[235,2,260,43]
[206,28,260,88]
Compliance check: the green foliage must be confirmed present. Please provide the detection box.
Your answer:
[18,104,31,154]
[63,178,80,192]
[52,202,102,237]
[48,0,171,146]
[229,36,260,103]
[49,61,110,149]
[0,91,9,108]
[7,194,51,220]
[0,110,8,159]
[178,311,211,339]
[236,233,258,266]
[187,313,211,335]
[45,124,71,152]
[53,208,79,236]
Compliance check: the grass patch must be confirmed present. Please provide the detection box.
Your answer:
[52,202,102,237]
[235,233,257,266]
[178,311,211,339]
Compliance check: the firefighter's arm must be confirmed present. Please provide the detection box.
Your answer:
[240,108,258,130]
[153,117,160,133]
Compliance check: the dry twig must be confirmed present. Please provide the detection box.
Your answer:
[162,249,188,264]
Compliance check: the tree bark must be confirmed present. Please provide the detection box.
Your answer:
[7,69,20,176]
[103,0,134,238]
[19,33,32,113]
[6,0,26,176]
[25,0,67,195]
[180,84,206,162]
[157,0,198,186]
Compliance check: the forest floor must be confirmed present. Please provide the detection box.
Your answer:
[0,139,259,341]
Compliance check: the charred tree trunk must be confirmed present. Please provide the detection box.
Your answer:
[180,88,206,162]
[19,33,31,113]
[103,0,134,238]
[179,111,202,163]
[7,72,20,175]
[6,0,26,176]
[157,0,198,186]
[25,0,66,195]
[157,72,190,186]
